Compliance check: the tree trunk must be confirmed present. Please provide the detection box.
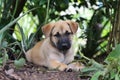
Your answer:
[108,0,120,52]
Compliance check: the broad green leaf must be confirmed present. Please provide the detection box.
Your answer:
[91,71,103,80]
[81,67,98,73]
[105,44,120,62]
[81,60,104,73]
[1,41,8,47]
[115,74,120,80]
[14,58,26,68]
[89,59,104,70]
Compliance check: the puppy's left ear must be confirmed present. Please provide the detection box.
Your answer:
[42,22,54,37]
[66,20,78,34]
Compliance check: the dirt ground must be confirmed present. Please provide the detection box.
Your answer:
[0,61,89,80]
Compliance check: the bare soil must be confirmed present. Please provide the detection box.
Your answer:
[0,61,88,80]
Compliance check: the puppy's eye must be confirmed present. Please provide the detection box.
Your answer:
[65,31,71,36]
[54,32,61,37]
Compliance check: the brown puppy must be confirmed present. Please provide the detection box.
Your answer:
[25,20,84,71]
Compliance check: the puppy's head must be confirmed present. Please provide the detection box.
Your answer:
[42,20,78,51]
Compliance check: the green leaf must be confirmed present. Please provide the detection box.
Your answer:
[39,0,47,5]
[105,44,120,62]
[1,41,8,48]
[90,60,104,70]
[14,58,26,69]
[0,58,3,65]
[81,60,104,74]
[28,33,35,49]
[91,71,103,80]
[0,32,4,46]
[117,66,120,72]
[3,53,8,61]
[110,69,116,79]
[81,67,98,73]
[115,74,120,80]
[14,26,22,41]
[17,25,27,51]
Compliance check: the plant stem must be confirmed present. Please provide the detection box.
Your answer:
[78,49,90,61]
[45,0,50,24]
[11,0,19,21]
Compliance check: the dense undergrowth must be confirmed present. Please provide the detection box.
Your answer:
[0,0,120,80]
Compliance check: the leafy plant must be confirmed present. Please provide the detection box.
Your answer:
[15,22,42,53]
[0,8,38,67]
[81,44,120,80]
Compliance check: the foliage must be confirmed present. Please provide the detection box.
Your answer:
[81,44,120,80]
[0,0,120,79]
[0,8,38,67]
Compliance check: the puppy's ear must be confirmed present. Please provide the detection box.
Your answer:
[42,23,54,37]
[66,20,78,34]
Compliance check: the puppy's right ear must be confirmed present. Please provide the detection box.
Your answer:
[42,23,54,37]
[65,20,78,34]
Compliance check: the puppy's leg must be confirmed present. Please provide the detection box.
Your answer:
[49,59,69,71]
[68,62,84,71]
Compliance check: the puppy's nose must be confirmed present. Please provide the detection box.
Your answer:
[61,43,68,49]
[62,43,68,48]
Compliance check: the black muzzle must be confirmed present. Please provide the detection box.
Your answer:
[57,37,71,51]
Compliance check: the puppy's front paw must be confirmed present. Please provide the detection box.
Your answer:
[64,68,72,72]
[58,64,68,71]
[49,60,74,71]
[68,62,84,71]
